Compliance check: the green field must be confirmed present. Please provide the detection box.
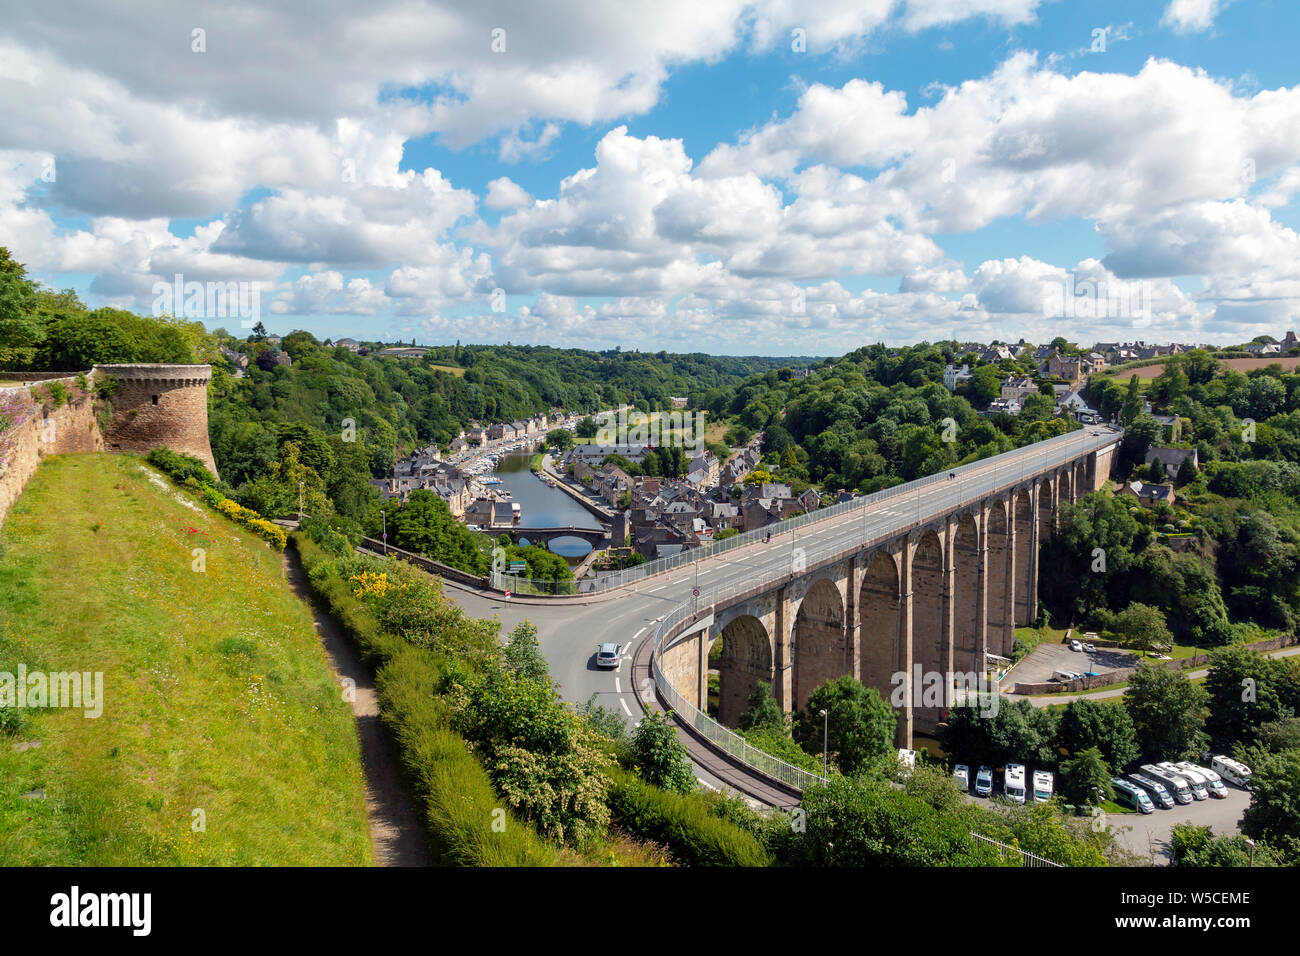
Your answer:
[0,454,372,865]
[426,363,466,377]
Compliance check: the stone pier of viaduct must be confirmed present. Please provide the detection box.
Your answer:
[657,442,1117,747]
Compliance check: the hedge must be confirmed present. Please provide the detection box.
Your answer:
[202,485,288,549]
[604,766,770,867]
[294,533,563,866]
[297,531,772,867]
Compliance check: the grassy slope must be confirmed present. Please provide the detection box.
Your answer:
[0,454,371,865]
[426,364,466,377]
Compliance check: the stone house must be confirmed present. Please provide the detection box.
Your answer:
[1000,376,1037,403]
[1145,446,1197,476]
[1121,480,1176,507]
[1047,353,1082,384]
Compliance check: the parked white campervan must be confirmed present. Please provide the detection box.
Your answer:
[1177,762,1228,799]
[1004,763,1027,804]
[1211,756,1253,788]
[1158,762,1207,800]
[1128,773,1174,809]
[1140,764,1194,804]
[1111,778,1154,814]
[1031,770,1054,803]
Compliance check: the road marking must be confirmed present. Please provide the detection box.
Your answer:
[696,777,718,790]
[614,677,621,693]
[620,698,633,716]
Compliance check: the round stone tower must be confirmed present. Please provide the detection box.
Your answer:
[94,364,219,480]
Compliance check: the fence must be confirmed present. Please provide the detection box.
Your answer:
[651,595,828,793]
[493,426,1120,595]
[357,536,489,589]
[969,832,1063,867]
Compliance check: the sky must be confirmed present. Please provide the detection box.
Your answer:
[2,0,1299,355]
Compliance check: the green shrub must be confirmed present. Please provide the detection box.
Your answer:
[376,642,562,866]
[146,446,215,486]
[604,766,770,867]
[42,381,69,408]
[450,666,612,845]
[301,514,360,557]
[630,711,696,793]
[295,534,563,865]
[787,775,1007,867]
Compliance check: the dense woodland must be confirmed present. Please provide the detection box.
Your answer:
[697,343,1079,495]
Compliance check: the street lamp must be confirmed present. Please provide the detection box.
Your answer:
[298,481,304,523]
[380,509,387,555]
[1245,837,1256,867]
[819,709,829,780]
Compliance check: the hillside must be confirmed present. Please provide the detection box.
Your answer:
[0,454,371,865]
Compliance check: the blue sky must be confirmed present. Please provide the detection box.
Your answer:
[3,0,1299,354]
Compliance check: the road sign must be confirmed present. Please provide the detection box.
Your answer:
[692,587,700,597]
[509,561,527,572]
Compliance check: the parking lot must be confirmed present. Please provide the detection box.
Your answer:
[1007,639,1138,688]
[1107,786,1250,863]
[958,776,1250,865]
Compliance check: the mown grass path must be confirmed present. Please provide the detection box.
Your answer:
[0,454,372,865]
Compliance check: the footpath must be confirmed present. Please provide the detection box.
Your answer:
[282,546,432,867]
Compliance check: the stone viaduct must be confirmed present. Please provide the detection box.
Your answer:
[656,440,1118,748]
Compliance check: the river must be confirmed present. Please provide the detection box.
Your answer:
[492,452,602,558]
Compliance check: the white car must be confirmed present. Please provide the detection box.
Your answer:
[595,643,621,668]
[952,764,970,791]
[1069,639,1083,652]
[1082,642,1096,653]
